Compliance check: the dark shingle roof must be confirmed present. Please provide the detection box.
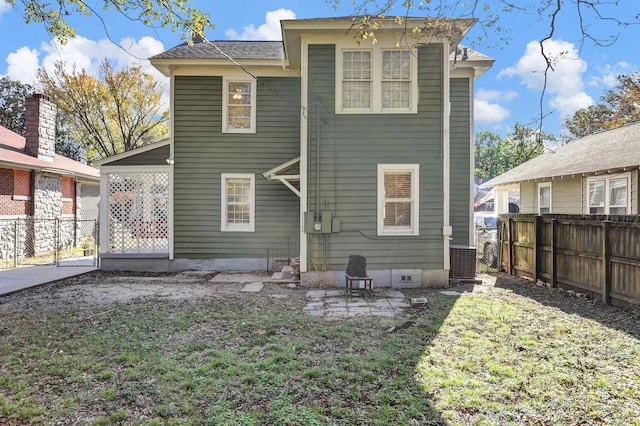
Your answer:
[485,122,640,187]
[151,40,283,60]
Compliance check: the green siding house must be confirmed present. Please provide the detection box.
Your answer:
[97,17,493,287]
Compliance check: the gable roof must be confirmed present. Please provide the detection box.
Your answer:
[0,125,99,181]
[151,17,492,77]
[485,122,640,187]
[151,40,283,61]
[94,138,170,166]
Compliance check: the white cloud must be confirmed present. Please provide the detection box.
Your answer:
[499,39,593,119]
[549,91,593,116]
[477,88,519,103]
[0,0,10,15]
[4,35,168,108]
[474,100,511,124]
[473,88,517,124]
[39,35,165,79]
[6,47,40,84]
[588,61,632,88]
[225,9,296,40]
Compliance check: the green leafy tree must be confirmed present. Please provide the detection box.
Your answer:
[475,124,552,179]
[564,72,640,139]
[0,77,34,135]
[38,59,169,161]
[0,76,86,161]
[5,0,213,45]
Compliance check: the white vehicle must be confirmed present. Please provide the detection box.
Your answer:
[474,213,499,268]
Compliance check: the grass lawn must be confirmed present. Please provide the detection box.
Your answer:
[1,274,639,425]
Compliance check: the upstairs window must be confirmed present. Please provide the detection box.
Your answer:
[223,79,256,133]
[381,50,411,109]
[338,45,417,114]
[588,174,629,215]
[377,164,419,236]
[342,51,372,110]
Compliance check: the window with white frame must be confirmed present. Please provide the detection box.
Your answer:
[338,46,416,113]
[342,51,372,110]
[223,79,256,133]
[381,50,411,109]
[377,164,419,235]
[587,174,630,215]
[221,173,255,232]
[538,183,552,214]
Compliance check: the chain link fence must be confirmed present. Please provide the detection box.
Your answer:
[0,217,98,270]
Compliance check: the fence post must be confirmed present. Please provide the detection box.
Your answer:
[551,219,558,288]
[508,217,514,275]
[13,220,18,268]
[55,217,59,266]
[534,215,541,282]
[602,221,611,305]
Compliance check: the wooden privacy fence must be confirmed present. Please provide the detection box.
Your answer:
[499,214,640,308]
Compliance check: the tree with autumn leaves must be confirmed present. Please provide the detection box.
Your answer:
[37,60,168,161]
[564,72,640,139]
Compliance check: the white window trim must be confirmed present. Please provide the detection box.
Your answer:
[586,172,631,215]
[336,43,418,114]
[377,164,419,236]
[221,173,255,232]
[222,77,257,134]
[537,182,552,214]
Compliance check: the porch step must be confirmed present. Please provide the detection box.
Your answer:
[271,265,293,280]
[270,265,300,282]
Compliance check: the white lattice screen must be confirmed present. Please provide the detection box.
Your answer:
[107,172,169,254]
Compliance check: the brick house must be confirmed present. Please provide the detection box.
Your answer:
[0,94,100,263]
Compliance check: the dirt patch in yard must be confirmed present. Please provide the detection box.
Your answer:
[0,271,310,313]
[1,270,638,329]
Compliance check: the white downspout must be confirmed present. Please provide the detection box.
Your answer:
[468,72,475,246]
[168,70,175,261]
[442,42,452,271]
[299,35,309,272]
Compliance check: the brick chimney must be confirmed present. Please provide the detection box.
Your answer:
[25,94,56,162]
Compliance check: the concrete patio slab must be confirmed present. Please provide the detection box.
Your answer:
[240,282,264,293]
[303,288,411,318]
[440,290,463,296]
[209,272,270,283]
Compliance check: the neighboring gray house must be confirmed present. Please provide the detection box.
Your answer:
[97,16,494,287]
[485,122,640,216]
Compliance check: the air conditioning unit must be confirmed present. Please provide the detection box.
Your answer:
[449,245,477,278]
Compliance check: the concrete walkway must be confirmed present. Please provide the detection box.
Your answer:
[0,264,98,296]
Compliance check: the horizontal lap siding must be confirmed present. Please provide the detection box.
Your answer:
[307,44,445,271]
[552,177,582,213]
[173,76,301,258]
[450,78,471,246]
[104,145,170,166]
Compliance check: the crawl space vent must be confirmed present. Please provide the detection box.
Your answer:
[449,245,477,278]
[391,269,422,288]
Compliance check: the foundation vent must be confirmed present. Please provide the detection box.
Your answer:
[391,269,421,288]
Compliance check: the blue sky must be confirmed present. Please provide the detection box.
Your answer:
[0,0,637,137]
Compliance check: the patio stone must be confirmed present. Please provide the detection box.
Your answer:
[306,290,326,299]
[240,282,264,293]
[382,290,405,299]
